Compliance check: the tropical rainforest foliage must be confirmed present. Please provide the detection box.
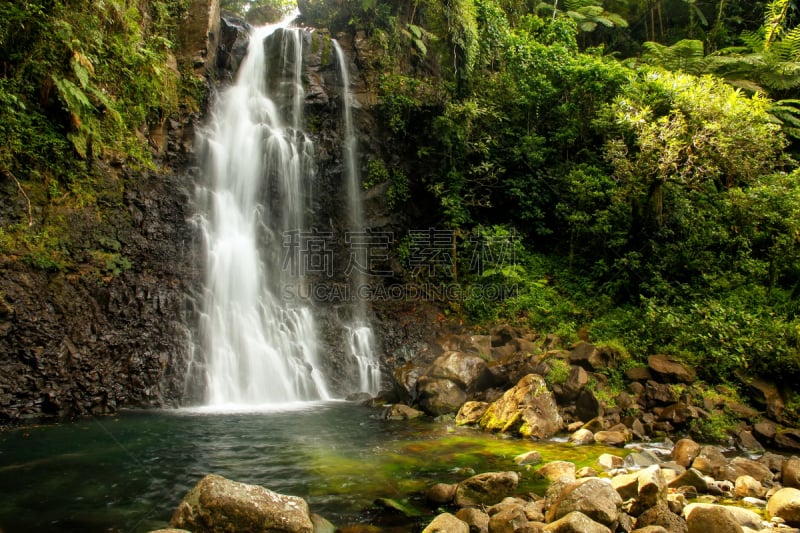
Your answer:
[300,0,800,388]
[0,0,200,273]
[2,0,799,395]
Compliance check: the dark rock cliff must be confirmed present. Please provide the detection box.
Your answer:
[0,163,201,419]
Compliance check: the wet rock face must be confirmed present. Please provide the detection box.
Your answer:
[0,169,200,420]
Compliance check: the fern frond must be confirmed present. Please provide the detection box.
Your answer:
[564,0,598,10]
[740,29,766,53]
[642,39,706,75]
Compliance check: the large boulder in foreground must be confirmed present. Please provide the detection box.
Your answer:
[170,474,313,532]
[480,374,563,439]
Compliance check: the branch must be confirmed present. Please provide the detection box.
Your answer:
[4,169,33,227]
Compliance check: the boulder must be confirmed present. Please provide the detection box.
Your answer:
[635,504,688,533]
[543,511,612,533]
[559,365,589,402]
[491,324,523,347]
[454,471,519,507]
[545,478,622,527]
[668,468,709,493]
[647,355,696,383]
[382,403,424,420]
[631,527,669,533]
[766,487,800,527]
[684,505,743,533]
[644,381,677,406]
[417,377,467,416]
[775,429,800,452]
[638,465,668,509]
[514,450,543,466]
[758,451,785,473]
[480,374,563,439]
[594,430,630,447]
[691,446,727,476]
[460,335,493,357]
[718,456,772,485]
[456,401,490,425]
[569,343,615,371]
[753,420,777,443]
[597,454,624,471]
[738,374,785,421]
[310,514,335,533]
[575,389,602,421]
[658,402,698,426]
[733,475,764,498]
[625,450,661,469]
[426,483,457,505]
[489,504,529,533]
[782,457,800,489]
[455,507,490,533]
[733,430,764,454]
[611,471,641,501]
[683,503,761,531]
[393,363,425,403]
[569,428,594,445]
[426,351,494,394]
[422,512,469,533]
[536,461,577,483]
[169,474,313,533]
[625,367,653,382]
[725,402,760,421]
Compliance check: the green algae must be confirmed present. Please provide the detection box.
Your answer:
[299,421,628,512]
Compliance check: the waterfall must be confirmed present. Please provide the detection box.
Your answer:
[195,17,330,406]
[333,40,382,395]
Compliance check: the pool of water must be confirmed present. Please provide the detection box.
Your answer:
[0,401,624,532]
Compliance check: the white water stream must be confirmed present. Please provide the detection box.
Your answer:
[333,40,382,395]
[195,17,383,405]
[196,18,329,405]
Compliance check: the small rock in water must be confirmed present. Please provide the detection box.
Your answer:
[597,453,625,471]
[514,450,543,466]
[742,496,767,507]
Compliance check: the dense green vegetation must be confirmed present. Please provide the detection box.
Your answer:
[300,0,800,392]
[0,0,197,273]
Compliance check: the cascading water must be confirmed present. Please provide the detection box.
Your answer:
[196,17,330,406]
[333,41,382,395]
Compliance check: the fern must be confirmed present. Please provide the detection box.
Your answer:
[771,25,800,61]
[642,40,707,75]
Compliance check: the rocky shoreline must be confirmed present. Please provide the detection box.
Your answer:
[136,323,800,533]
[380,324,800,455]
[147,434,800,532]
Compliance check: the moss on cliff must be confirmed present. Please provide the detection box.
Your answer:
[0,0,203,275]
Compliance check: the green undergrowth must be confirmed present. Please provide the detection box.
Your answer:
[0,0,203,277]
